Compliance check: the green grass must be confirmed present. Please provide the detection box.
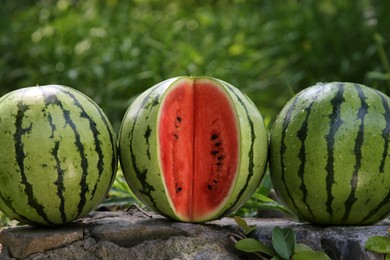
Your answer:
[0,0,389,222]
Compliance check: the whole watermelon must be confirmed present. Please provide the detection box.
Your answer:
[0,85,117,226]
[119,76,268,222]
[270,82,390,225]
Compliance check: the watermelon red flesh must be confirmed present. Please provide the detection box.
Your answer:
[158,79,239,221]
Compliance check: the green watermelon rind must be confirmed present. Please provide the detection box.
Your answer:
[270,82,390,225]
[118,76,268,222]
[0,85,118,226]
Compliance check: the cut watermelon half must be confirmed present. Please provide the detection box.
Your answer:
[158,77,239,222]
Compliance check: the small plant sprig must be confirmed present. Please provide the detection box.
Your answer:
[365,228,390,259]
[229,216,330,260]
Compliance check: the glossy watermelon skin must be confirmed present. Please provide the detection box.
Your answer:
[0,85,117,226]
[270,82,390,225]
[118,76,268,222]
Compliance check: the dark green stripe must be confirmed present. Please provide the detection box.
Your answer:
[278,93,304,217]
[45,89,90,218]
[325,83,345,221]
[144,125,152,160]
[373,89,390,174]
[123,81,166,212]
[296,89,322,221]
[43,91,67,223]
[0,190,35,225]
[14,99,55,225]
[218,83,259,217]
[341,84,368,223]
[359,190,390,224]
[0,93,22,220]
[58,88,107,216]
[358,89,390,224]
[52,140,67,223]
[76,89,118,190]
[59,89,109,201]
[147,93,160,109]
[64,110,89,217]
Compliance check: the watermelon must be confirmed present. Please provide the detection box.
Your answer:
[0,85,117,226]
[118,76,268,222]
[270,82,390,225]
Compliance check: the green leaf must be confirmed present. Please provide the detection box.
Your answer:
[282,227,296,251]
[294,243,313,253]
[272,227,295,259]
[252,193,276,203]
[235,238,275,256]
[366,71,390,81]
[251,193,295,217]
[386,253,390,260]
[233,216,256,235]
[234,216,249,230]
[293,244,331,260]
[365,236,390,253]
[292,250,331,260]
[244,225,257,235]
[374,32,385,45]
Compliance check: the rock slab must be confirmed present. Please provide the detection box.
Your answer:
[0,211,388,259]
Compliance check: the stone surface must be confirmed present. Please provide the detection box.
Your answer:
[0,210,388,259]
[321,226,386,260]
[0,225,83,259]
[247,219,388,260]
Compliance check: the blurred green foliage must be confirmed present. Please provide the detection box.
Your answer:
[0,0,390,220]
[2,0,389,131]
